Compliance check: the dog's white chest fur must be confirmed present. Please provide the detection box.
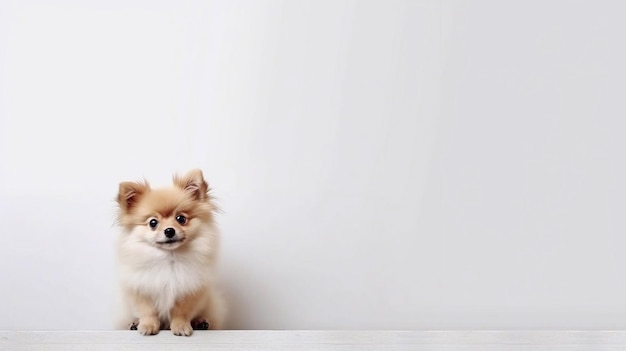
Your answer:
[128,254,207,316]
[116,232,217,323]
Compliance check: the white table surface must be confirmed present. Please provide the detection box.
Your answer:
[2,330,626,351]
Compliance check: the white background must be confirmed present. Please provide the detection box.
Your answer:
[0,0,625,330]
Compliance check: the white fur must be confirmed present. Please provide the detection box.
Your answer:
[115,224,220,328]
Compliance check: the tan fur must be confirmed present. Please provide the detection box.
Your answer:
[128,289,160,335]
[115,169,226,336]
[170,290,207,336]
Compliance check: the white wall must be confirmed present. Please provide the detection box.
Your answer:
[1,0,625,330]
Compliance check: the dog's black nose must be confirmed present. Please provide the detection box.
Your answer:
[164,227,176,238]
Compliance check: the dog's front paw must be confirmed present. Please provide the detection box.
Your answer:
[137,319,160,335]
[170,319,193,336]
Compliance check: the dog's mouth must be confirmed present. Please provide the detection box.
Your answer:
[156,238,185,245]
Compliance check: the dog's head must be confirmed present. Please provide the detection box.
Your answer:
[116,169,216,250]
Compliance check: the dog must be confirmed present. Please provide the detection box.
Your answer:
[114,169,225,335]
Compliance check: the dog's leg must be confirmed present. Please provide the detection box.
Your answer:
[169,289,207,336]
[190,286,226,330]
[130,292,160,335]
[201,285,226,330]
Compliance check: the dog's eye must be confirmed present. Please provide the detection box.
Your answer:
[175,215,187,225]
[149,218,158,229]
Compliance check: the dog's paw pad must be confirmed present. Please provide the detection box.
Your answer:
[129,322,138,331]
[191,319,210,330]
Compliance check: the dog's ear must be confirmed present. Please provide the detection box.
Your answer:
[117,181,149,212]
[174,169,209,201]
